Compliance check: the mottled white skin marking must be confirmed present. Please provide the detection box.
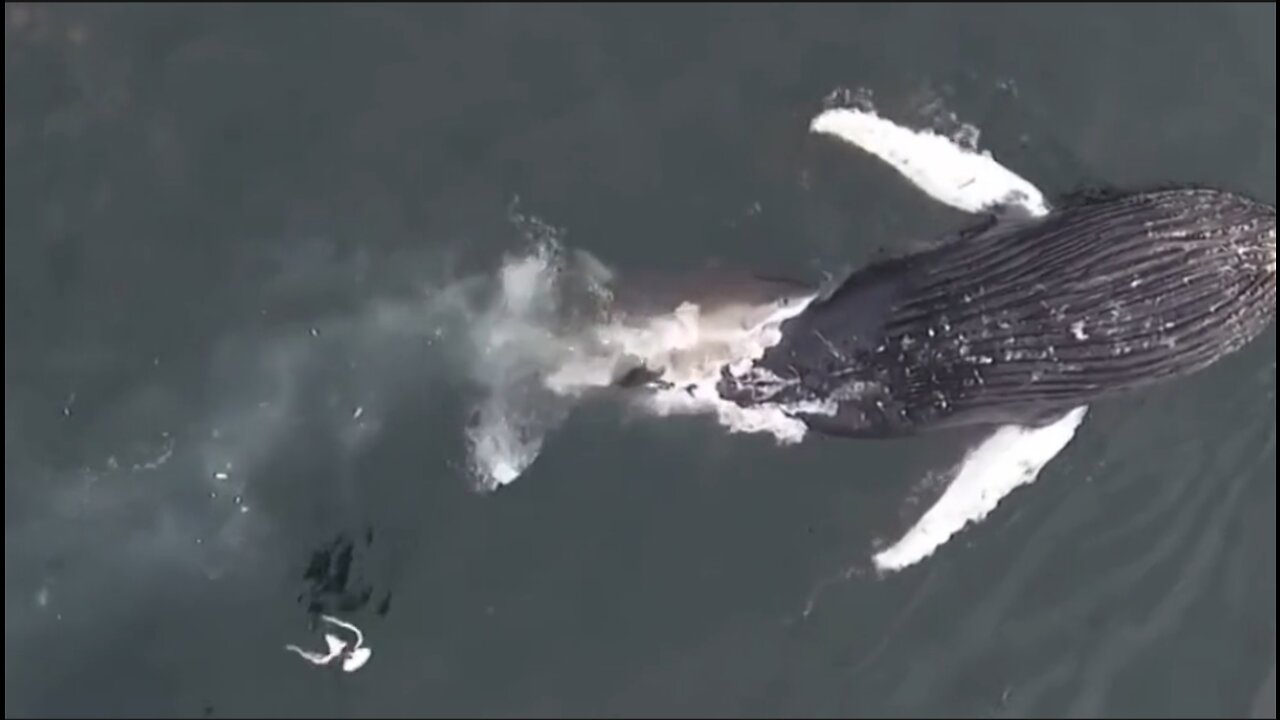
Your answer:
[811,105,1088,573]
[1266,228,1276,275]
[284,615,372,673]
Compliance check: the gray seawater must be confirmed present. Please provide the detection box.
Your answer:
[5,4,1275,718]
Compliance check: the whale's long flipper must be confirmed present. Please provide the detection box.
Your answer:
[810,107,1051,219]
[873,408,1088,573]
[810,103,1087,572]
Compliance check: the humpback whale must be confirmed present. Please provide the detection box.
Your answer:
[717,186,1277,438]
[463,102,1273,571]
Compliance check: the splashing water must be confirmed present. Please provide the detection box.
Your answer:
[460,242,581,490]
[455,232,824,492]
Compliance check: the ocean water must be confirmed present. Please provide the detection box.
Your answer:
[6,4,1275,718]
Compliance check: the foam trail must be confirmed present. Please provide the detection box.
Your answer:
[457,232,822,491]
[873,407,1089,573]
[811,107,1050,218]
[545,295,823,440]
[812,99,1088,572]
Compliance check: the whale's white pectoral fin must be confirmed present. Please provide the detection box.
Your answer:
[872,406,1088,574]
[810,108,1051,220]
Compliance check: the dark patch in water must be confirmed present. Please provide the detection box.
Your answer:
[297,527,383,621]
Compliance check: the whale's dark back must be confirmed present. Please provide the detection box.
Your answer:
[726,188,1277,437]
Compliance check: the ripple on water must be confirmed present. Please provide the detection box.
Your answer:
[832,355,1275,717]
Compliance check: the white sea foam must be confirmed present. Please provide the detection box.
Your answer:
[458,235,824,491]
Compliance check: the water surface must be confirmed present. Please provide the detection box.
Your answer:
[5,4,1275,718]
